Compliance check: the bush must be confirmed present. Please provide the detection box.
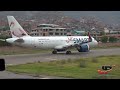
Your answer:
[92,58,98,63]
[60,60,66,64]
[101,36,108,43]
[79,60,87,68]
[73,59,81,63]
[37,61,41,63]
[109,37,118,43]
[67,58,72,63]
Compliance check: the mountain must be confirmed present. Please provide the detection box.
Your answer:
[1,11,120,25]
[0,11,63,20]
[0,11,120,31]
[63,11,120,25]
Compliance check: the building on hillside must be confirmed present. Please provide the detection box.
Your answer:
[104,28,110,34]
[96,34,120,42]
[71,30,86,36]
[90,29,101,40]
[109,29,120,34]
[30,24,68,36]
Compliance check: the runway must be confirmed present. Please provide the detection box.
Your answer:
[1,48,120,65]
[0,48,120,79]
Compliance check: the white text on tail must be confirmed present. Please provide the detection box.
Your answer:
[7,16,30,38]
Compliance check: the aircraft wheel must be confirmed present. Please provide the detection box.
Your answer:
[52,50,57,54]
[66,51,71,54]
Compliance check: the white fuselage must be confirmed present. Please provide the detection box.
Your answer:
[6,36,98,49]
[5,16,98,54]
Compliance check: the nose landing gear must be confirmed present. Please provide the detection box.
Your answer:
[52,50,57,54]
[66,51,71,54]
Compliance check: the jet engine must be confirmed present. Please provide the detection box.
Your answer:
[77,44,90,52]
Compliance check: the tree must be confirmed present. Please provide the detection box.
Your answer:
[101,36,108,43]
[109,37,118,43]
[100,31,105,36]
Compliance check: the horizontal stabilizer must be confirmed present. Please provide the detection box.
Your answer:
[7,16,30,38]
[0,39,6,42]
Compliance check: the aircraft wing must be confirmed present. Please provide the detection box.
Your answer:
[55,42,75,50]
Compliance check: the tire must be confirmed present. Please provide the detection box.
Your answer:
[52,50,57,54]
[66,51,71,54]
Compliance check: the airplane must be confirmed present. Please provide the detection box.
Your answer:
[1,16,98,54]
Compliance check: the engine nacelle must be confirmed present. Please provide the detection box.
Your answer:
[77,44,90,52]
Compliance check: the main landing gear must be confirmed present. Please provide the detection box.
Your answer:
[52,50,57,54]
[52,50,72,54]
[66,51,71,54]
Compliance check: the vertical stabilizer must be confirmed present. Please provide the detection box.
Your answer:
[7,16,30,38]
